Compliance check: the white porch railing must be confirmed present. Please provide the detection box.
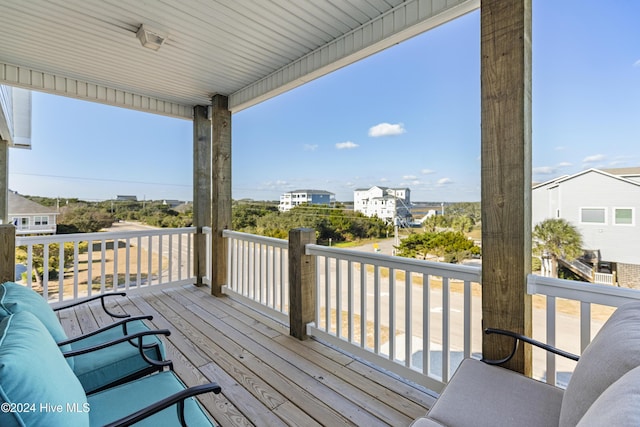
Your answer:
[15,227,196,303]
[305,244,482,394]
[221,231,640,393]
[11,225,640,393]
[527,273,640,386]
[223,230,289,324]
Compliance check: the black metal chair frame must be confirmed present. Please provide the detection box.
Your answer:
[481,327,580,366]
[54,292,167,393]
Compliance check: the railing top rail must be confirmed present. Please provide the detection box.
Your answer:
[16,226,197,244]
[223,229,288,249]
[306,243,481,282]
[527,273,640,307]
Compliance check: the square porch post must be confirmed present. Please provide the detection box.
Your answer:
[193,105,211,287]
[289,228,317,340]
[210,95,231,297]
[1,140,8,224]
[0,224,15,283]
[481,0,533,375]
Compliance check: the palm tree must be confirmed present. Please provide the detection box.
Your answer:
[533,218,583,278]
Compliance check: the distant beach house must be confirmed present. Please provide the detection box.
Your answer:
[532,167,640,288]
[279,189,335,212]
[354,186,411,223]
[116,195,138,202]
[8,191,57,235]
[162,199,184,208]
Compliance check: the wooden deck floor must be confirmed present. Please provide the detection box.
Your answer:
[58,284,435,426]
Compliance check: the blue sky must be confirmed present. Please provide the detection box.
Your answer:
[8,2,640,203]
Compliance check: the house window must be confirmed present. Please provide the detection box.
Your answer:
[614,208,634,225]
[34,216,49,226]
[581,208,606,224]
[13,217,29,230]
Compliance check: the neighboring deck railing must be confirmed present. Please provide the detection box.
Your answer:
[15,227,196,303]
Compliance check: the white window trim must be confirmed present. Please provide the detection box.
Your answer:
[579,207,607,225]
[613,207,635,226]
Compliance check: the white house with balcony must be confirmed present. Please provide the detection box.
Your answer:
[8,191,57,235]
[532,167,640,288]
[279,189,335,212]
[353,186,411,223]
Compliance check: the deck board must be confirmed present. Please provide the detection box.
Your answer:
[58,284,434,426]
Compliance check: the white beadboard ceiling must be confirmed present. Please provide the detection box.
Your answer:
[0,0,478,119]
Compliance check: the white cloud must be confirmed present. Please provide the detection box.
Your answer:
[304,144,318,151]
[403,175,417,180]
[557,162,572,168]
[335,141,359,149]
[533,166,556,175]
[368,122,406,137]
[437,178,453,186]
[554,146,566,151]
[583,154,605,163]
[421,169,436,175]
[634,59,640,67]
[379,177,389,182]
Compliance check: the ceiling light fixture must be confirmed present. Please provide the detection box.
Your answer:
[136,24,166,51]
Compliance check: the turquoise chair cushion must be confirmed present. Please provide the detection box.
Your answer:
[0,281,74,368]
[0,311,89,427]
[87,371,214,427]
[72,320,166,393]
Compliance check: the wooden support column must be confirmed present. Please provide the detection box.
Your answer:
[481,0,533,375]
[210,95,231,297]
[193,105,211,287]
[1,140,8,224]
[289,228,316,340]
[0,224,15,283]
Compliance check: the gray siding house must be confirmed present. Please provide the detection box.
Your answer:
[8,191,57,235]
[532,168,640,288]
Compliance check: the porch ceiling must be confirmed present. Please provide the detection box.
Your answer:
[0,0,477,119]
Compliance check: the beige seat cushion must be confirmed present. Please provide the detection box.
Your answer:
[559,301,640,427]
[424,358,563,427]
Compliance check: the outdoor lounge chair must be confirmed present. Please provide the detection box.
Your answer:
[0,310,220,427]
[411,300,640,427]
[0,281,168,393]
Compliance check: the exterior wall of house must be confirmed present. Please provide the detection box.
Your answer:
[353,186,411,222]
[533,170,640,266]
[279,190,334,212]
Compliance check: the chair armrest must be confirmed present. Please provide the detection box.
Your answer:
[57,315,154,346]
[102,382,222,427]
[53,292,130,318]
[62,329,173,369]
[482,328,579,365]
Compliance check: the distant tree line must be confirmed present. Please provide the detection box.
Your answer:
[233,202,393,244]
[24,196,392,244]
[25,197,482,253]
